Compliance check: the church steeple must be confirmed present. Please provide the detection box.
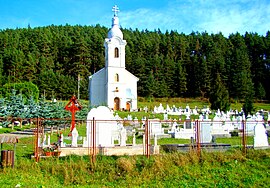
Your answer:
[89,5,139,112]
[108,5,123,39]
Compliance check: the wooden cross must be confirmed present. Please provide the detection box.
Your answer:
[64,95,82,134]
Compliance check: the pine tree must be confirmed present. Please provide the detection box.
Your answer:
[242,76,255,116]
[228,33,253,101]
[174,60,187,97]
[209,74,230,112]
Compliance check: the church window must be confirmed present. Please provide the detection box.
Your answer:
[114,47,119,58]
[115,73,119,82]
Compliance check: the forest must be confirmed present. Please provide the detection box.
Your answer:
[0,25,269,103]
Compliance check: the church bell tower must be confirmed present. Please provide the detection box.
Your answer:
[89,5,138,111]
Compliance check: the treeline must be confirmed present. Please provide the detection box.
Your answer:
[0,25,269,101]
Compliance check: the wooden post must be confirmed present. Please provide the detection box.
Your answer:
[196,120,201,156]
[242,120,247,155]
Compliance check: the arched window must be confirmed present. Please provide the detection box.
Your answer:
[115,73,119,82]
[114,47,119,58]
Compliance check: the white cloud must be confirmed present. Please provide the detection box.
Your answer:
[117,0,270,36]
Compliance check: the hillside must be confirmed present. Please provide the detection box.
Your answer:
[0,26,270,101]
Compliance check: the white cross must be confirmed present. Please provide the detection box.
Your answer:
[112,5,120,16]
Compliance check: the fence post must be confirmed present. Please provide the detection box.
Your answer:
[195,120,201,156]
[144,119,150,158]
[242,120,247,155]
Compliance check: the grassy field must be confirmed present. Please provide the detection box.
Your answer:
[0,98,269,187]
[0,123,270,187]
[137,97,270,111]
[0,136,269,187]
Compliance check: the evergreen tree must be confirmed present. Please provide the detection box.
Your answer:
[174,60,187,97]
[0,26,269,101]
[209,74,230,112]
[242,75,255,116]
[256,82,266,100]
[0,57,3,86]
[228,33,253,101]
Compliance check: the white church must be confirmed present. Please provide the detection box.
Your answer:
[89,5,139,111]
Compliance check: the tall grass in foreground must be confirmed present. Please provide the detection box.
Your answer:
[0,149,269,187]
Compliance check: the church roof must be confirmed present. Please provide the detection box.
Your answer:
[124,69,139,81]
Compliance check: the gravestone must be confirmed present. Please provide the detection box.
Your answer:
[246,116,256,132]
[149,120,164,136]
[157,103,164,113]
[120,127,127,146]
[254,123,269,147]
[60,133,65,147]
[163,112,168,120]
[200,122,212,143]
[84,106,118,147]
[42,135,47,147]
[185,115,192,129]
[71,127,79,147]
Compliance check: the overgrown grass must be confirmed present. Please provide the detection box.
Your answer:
[1,98,269,186]
[1,127,270,187]
[0,148,269,187]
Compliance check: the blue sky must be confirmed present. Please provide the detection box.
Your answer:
[1,0,269,37]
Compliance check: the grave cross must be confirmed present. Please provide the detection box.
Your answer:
[64,95,82,135]
[112,5,120,16]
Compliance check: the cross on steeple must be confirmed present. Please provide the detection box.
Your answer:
[112,5,120,16]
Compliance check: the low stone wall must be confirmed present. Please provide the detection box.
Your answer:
[59,145,159,156]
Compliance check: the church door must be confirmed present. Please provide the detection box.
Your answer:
[126,101,131,111]
[114,97,120,111]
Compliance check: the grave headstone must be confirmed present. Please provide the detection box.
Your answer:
[254,123,269,147]
[120,127,127,146]
[60,133,65,147]
[200,122,212,143]
[84,106,118,147]
[71,127,79,147]
[157,103,164,113]
[149,120,164,136]
[185,115,191,129]
[163,112,168,120]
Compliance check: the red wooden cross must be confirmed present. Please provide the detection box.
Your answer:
[64,95,82,134]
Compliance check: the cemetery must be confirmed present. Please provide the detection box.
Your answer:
[29,102,269,159]
[1,99,269,187]
[0,3,270,187]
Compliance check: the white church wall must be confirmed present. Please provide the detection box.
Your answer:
[89,69,106,107]
[105,38,126,68]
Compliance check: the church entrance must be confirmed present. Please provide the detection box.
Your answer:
[126,101,131,111]
[114,97,120,111]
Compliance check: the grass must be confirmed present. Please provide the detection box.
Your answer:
[0,98,270,187]
[0,144,269,187]
[0,123,270,187]
[137,97,270,111]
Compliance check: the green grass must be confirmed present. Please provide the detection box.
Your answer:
[0,146,269,187]
[0,98,270,187]
[137,97,270,112]
[1,124,270,187]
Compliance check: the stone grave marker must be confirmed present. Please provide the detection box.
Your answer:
[84,106,118,147]
[254,123,269,147]
[200,122,212,143]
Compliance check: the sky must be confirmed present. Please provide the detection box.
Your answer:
[0,0,269,37]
